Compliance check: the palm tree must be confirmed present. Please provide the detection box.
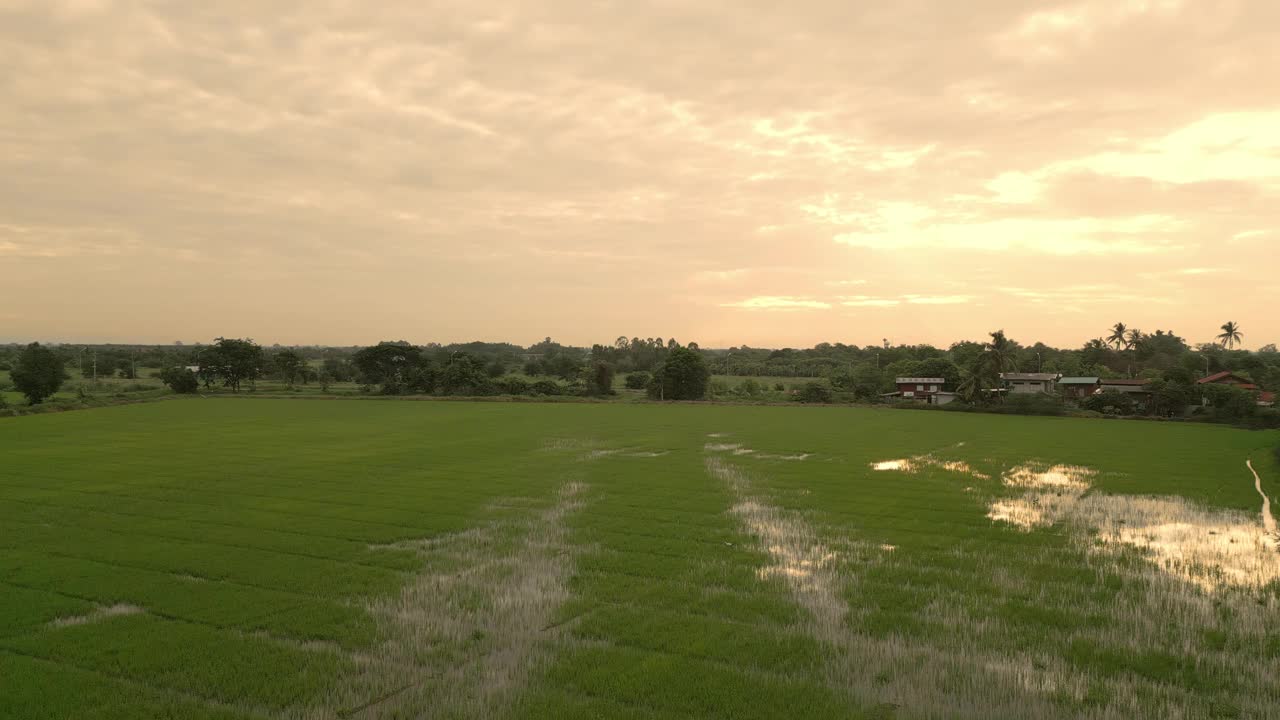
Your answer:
[960,330,1019,403]
[1217,322,1242,350]
[1107,322,1129,350]
[1125,328,1143,378]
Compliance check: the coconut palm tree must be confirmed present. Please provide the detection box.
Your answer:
[1107,322,1129,350]
[1217,322,1243,350]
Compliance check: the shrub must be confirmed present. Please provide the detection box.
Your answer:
[584,361,616,396]
[530,380,563,396]
[500,377,530,395]
[774,383,786,392]
[736,379,762,397]
[995,394,1066,416]
[707,379,730,399]
[795,382,833,404]
[1082,390,1137,416]
[160,367,200,394]
[624,372,651,390]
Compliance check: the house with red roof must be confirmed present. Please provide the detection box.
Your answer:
[1197,371,1273,406]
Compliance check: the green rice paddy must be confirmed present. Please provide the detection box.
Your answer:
[2,399,1278,719]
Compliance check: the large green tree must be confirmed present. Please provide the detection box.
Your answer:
[11,342,69,405]
[352,342,423,393]
[649,347,711,400]
[201,337,264,392]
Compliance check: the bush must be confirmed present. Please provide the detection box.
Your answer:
[996,393,1066,416]
[795,382,833,404]
[736,379,762,398]
[160,367,200,394]
[500,377,530,395]
[624,372,651,390]
[584,361,616,396]
[707,379,730,398]
[530,380,563,396]
[774,383,786,392]
[1082,390,1137,416]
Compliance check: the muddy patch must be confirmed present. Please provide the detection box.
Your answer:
[51,603,144,628]
[338,482,588,718]
[706,456,846,639]
[989,462,1280,592]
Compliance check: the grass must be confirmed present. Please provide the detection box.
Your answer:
[1,400,1278,719]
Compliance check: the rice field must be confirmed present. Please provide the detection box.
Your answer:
[1,399,1278,719]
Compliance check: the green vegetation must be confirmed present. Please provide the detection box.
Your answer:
[10,343,69,405]
[2,399,1278,719]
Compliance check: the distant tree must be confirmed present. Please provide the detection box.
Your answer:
[273,349,306,388]
[159,367,199,394]
[353,342,423,393]
[1217,321,1243,350]
[485,359,506,379]
[546,354,584,381]
[831,362,883,402]
[649,347,711,400]
[795,381,833,403]
[11,343,69,405]
[199,337,264,392]
[584,361,616,396]
[624,371,651,390]
[1260,344,1278,354]
[439,353,490,395]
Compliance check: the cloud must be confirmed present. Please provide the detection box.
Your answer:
[723,296,832,310]
[0,0,1276,346]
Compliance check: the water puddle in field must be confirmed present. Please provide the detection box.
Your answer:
[1247,459,1278,536]
[705,443,813,461]
[988,462,1280,592]
[705,456,845,636]
[51,603,144,628]
[870,453,990,479]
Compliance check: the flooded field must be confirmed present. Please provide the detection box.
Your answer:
[1,400,1277,719]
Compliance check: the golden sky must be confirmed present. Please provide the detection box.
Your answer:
[2,0,1277,349]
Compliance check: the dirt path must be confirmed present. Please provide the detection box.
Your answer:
[1246,459,1277,536]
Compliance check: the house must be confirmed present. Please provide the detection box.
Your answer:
[1097,379,1153,411]
[1197,371,1258,391]
[895,377,946,403]
[932,392,959,406]
[1198,371,1272,406]
[1059,377,1100,400]
[1000,373,1060,394]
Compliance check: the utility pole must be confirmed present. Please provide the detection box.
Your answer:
[92,350,97,383]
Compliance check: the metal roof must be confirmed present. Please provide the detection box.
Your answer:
[1000,373,1059,381]
[895,377,946,383]
[1059,377,1100,384]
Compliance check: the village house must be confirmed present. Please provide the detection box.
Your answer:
[1198,371,1275,406]
[1000,373,1060,394]
[1058,377,1100,400]
[893,377,947,403]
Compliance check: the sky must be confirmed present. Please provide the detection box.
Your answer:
[1,0,1277,350]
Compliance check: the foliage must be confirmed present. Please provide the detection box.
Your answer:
[352,342,423,392]
[583,361,616,396]
[1199,384,1258,420]
[529,379,564,396]
[1217,321,1243,350]
[200,337,264,393]
[159,367,200,394]
[648,347,711,400]
[272,350,306,388]
[794,382,833,404]
[735,378,763,398]
[1082,390,1138,416]
[624,372,652,390]
[11,342,69,405]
